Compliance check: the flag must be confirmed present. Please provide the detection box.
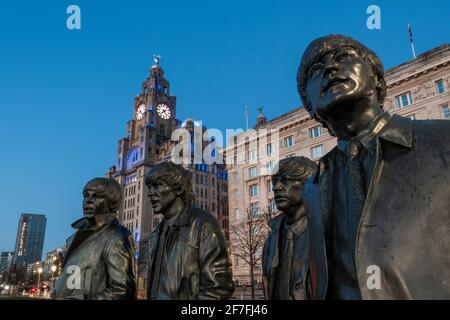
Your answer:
[408,23,416,59]
[408,24,413,42]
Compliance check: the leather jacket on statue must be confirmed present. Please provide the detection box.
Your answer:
[147,204,234,300]
[52,214,136,300]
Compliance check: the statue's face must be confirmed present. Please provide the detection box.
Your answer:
[272,174,306,214]
[305,46,378,124]
[83,182,110,217]
[147,179,177,215]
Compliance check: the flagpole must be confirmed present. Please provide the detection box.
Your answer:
[411,41,417,59]
[245,106,249,131]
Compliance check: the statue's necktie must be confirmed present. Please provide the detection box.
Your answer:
[151,221,170,298]
[274,227,295,300]
[345,140,366,244]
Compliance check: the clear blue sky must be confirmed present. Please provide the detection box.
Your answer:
[0,0,449,255]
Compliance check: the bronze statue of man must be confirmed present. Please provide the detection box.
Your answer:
[52,178,136,300]
[297,34,450,299]
[145,162,234,300]
[262,157,316,300]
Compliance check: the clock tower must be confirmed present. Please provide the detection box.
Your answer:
[107,57,230,299]
[132,57,178,165]
[108,56,180,271]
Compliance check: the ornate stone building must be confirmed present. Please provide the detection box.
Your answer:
[226,43,450,285]
[107,59,229,298]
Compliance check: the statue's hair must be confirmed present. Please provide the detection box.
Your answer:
[145,161,194,204]
[83,178,122,213]
[296,34,386,133]
[272,156,317,182]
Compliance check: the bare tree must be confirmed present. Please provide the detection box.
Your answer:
[229,206,270,300]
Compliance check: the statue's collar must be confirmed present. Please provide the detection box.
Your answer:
[377,114,413,149]
[71,213,117,231]
[314,113,412,183]
[164,202,193,227]
[337,112,392,155]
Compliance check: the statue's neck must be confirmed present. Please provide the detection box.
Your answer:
[326,104,384,140]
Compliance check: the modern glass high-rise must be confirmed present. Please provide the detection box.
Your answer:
[0,252,14,279]
[12,213,46,281]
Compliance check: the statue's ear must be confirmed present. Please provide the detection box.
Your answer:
[174,183,186,197]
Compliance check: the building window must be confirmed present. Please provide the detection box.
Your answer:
[266,143,272,155]
[442,104,450,119]
[284,136,294,148]
[436,79,446,95]
[267,180,273,193]
[249,184,258,197]
[309,126,322,139]
[268,198,277,214]
[311,145,324,159]
[395,92,413,109]
[250,202,260,215]
[265,160,275,174]
[248,149,257,161]
[249,166,257,178]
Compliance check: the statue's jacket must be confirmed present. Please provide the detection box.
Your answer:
[262,214,309,300]
[147,204,234,300]
[305,114,450,299]
[52,214,136,300]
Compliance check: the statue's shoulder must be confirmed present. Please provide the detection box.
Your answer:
[106,220,134,243]
[306,146,339,186]
[268,214,285,231]
[411,118,450,150]
[192,206,220,228]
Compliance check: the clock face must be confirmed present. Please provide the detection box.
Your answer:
[157,103,171,120]
[135,104,146,120]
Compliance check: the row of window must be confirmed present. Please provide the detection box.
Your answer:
[195,164,214,173]
[245,127,323,163]
[125,174,137,185]
[196,187,213,198]
[196,174,214,186]
[407,104,449,120]
[125,183,139,197]
[247,145,324,180]
[124,220,138,232]
[123,209,136,221]
[124,197,137,209]
[396,79,447,109]
[195,200,214,212]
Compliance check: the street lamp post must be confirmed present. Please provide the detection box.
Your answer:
[37,267,43,297]
[5,285,10,297]
[51,265,57,290]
